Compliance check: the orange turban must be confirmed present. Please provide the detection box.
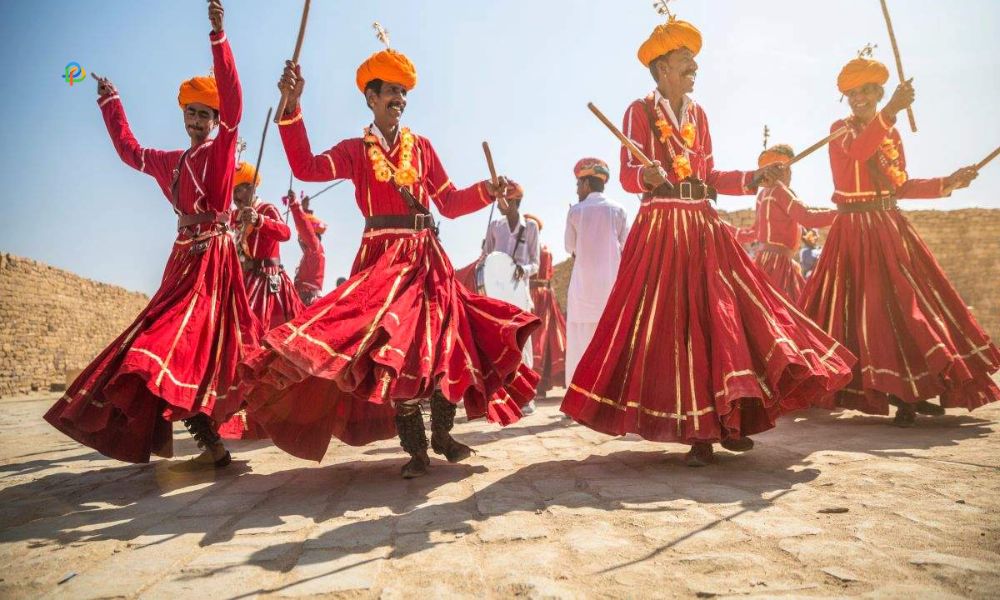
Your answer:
[638,18,702,67]
[233,162,261,188]
[837,58,889,94]
[758,144,795,168]
[524,213,543,231]
[177,76,220,110]
[574,157,610,182]
[305,213,327,235]
[356,49,417,93]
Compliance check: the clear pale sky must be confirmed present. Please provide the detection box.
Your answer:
[1,0,997,295]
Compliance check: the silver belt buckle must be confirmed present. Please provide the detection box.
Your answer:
[679,181,694,201]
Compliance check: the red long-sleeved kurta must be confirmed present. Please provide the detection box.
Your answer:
[278,107,491,220]
[233,107,540,461]
[237,202,290,260]
[799,113,999,414]
[45,30,261,463]
[830,114,943,204]
[289,199,325,298]
[620,96,755,196]
[739,184,837,299]
[560,92,855,445]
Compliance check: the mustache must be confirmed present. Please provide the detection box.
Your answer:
[683,68,697,77]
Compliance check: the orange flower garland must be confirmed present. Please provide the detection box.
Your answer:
[650,99,698,181]
[878,136,908,188]
[364,127,419,186]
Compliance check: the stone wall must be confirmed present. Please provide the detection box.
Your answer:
[554,208,1000,341]
[0,253,149,397]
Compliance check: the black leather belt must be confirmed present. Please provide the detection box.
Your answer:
[177,211,230,231]
[364,214,438,232]
[838,197,898,213]
[646,179,717,202]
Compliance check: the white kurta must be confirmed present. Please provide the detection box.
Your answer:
[484,215,540,367]
[565,191,629,384]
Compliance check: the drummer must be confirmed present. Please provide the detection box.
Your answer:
[483,180,540,412]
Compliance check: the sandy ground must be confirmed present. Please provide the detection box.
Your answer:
[1,390,998,599]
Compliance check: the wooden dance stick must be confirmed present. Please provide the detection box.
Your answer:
[787,126,850,167]
[249,107,273,203]
[587,102,654,168]
[880,0,917,132]
[483,141,500,188]
[274,0,312,123]
[309,180,346,201]
[974,145,1000,172]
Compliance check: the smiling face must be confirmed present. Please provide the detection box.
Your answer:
[846,83,884,121]
[183,102,219,144]
[652,47,698,95]
[366,81,408,131]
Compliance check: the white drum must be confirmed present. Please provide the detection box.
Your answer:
[475,251,533,311]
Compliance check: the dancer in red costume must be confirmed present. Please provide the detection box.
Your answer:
[737,145,836,300]
[289,193,327,306]
[236,28,539,478]
[44,1,259,469]
[219,162,302,441]
[560,14,856,466]
[232,162,304,330]
[524,214,567,398]
[799,52,998,425]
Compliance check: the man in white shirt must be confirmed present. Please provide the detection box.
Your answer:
[484,181,541,412]
[565,158,629,385]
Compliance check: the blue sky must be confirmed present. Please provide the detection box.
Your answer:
[1,0,997,294]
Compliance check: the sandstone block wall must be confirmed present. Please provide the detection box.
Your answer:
[554,208,999,341]
[0,254,149,397]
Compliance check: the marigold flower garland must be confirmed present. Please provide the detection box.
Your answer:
[651,98,697,181]
[878,137,907,187]
[364,127,419,186]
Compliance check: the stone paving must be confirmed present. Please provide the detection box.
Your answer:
[1,391,998,599]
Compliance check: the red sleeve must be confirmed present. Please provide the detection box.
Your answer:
[836,113,893,162]
[619,101,648,194]
[254,203,291,242]
[700,108,756,196]
[277,107,355,182]
[774,184,837,228]
[420,137,492,219]
[290,200,321,252]
[205,30,241,211]
[538,247,554,279]
[894,137,946,199]
[98,94,175,189]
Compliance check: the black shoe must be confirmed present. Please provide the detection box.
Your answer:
[685,442,714,467]
[893,404,917,428]
[914,399,945,416]
[169,449,232,472]
[720,437,754,452]
[430,393,474,463]
[396,407,430,479]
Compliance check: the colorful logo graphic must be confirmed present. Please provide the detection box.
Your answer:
[62,62,86,86]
